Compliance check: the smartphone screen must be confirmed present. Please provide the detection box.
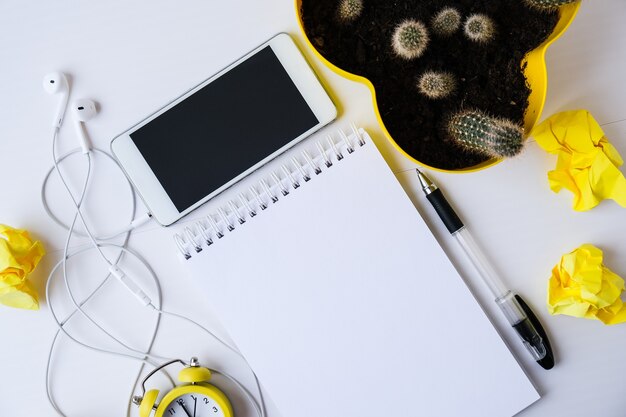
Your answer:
[129,46,319,212]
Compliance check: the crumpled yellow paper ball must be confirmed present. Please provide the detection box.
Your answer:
[532,110,626,211]
[548,244,626,325]
[0,224,45,310]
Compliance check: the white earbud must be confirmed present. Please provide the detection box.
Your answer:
[72,99,97,154]
[43,72,69,128]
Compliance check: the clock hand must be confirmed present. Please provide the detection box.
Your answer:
[193,397,197,417]
[177,399,193,417]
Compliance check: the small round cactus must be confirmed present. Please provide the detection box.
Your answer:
[463,14,496,44]
[392,20,430,60]
[417,71,456,99]
[447,110,525,158]
[431,7,462,37]
[337,0,363,22]
[524,0,577,10]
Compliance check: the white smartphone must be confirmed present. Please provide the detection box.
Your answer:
[111,33,336,226]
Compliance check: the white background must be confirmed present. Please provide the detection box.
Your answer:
[1,0,625,416]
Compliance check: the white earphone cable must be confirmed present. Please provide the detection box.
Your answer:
[51,127,113,267]
[59,188,170,362]
[45,125,266,416]
[49,130,173,363]
[44,130,173,416]
[46,244,177,415]
[41,146,151,240]
[49,131,164,361]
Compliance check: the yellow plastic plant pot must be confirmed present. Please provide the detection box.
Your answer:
[295,1,580,173]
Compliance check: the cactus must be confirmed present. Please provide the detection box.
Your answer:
[447,110,525,158]
[417,71,456,99]
[463,14,496,44]
[392,20,430,60]
[524,0,577,10]
[338,0,363,22]
[431,7,462,36]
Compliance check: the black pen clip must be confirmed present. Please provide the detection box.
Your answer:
[515,294,554,370]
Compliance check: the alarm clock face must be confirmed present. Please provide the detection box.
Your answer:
[165,393,226,417]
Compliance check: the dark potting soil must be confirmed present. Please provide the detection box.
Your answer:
[301,0,560,170]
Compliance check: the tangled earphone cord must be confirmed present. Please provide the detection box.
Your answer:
[41,146,144,241]
[59,175,171,363]
[44,127,266,417]
[51,128,113,268]
[45,130,173,416]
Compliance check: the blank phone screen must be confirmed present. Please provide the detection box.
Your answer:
[130,46,319,212]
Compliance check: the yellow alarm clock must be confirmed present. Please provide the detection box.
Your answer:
[133,357,234,417]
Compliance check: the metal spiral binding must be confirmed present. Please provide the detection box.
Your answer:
[174,124,366,260]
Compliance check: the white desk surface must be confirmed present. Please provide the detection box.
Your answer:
[1,1,625,416]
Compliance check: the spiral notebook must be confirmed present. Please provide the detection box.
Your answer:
[174,126,539,417]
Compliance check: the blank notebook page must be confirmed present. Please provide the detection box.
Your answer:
[180,129,539,417]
